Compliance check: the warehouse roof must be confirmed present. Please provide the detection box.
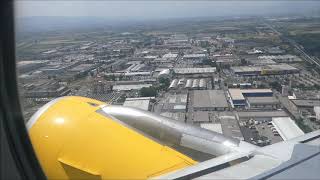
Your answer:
[248,59,277,65]
[237,110,288,118]
[200,123,223,134]
[291,99,320,107]
[160,112,185,122]
[163,53,178,58]
[193,111,210,122]
[193,90,228,108]
[126,97,155,101]
[173,67,216,74]
[228,88,273,100]
[265,64,298,71]
[183,54,206,58]
[113,84,152,91]
[272,117,304,141]
[231,66,261,73]
[231,64,298,73]
[258,55,302,62]
[220,115,244,140]
[123,98,151,111]
[247,96,279,105]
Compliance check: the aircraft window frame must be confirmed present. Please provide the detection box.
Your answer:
[0,1,46,179]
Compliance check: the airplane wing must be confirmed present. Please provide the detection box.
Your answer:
[28,96,320,179]
[154,130,320,179]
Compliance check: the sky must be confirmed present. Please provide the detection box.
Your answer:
[15,1,320,20]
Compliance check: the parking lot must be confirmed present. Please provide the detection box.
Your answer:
[239,119,283,146]
[256,122,283,144]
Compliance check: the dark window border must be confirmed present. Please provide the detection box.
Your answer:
[0,0,46,179]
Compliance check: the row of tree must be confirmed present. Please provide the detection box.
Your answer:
[139,77,170,97]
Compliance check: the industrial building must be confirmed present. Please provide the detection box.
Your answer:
[231,66,261,76]
[68,63,98,77]
[200,123,223,134]
[169,79,179,89]
[248,59,276,65]
[263,64,300,75]
[266,47,285,54]
[40,62,79,75]
[291,99,320,116]
[199,79,206,89]
[173,67,216,75]
[228,88,273,107]
[291,90,320,100]
[193,90,229,111]
[192,111,243,140]
[162,53,178,60]
[237,110,288,121]
[192,79,199,89]
[185,79,193,89]
[153,58,174,67]
[246,96,281,110]
[112,84,152,91]
[291,99,320,109]
[258,55,302,63]
[315,107,320,121]
[178,78,186,87]
[123,97,154,111]
[160,112,185,122]
[23,80,70,98]
[193,111,211,123]
[17,60,48,73]
[104,72,152,78]
[118,61,145,73]
[169,78,207,90]
[231,64,299,76]
[157,69,172,79]
[183,54,206,59]
[220,115,244,141]
[271,117,304,141]
[214,55,240,66]
[157,93,188,113]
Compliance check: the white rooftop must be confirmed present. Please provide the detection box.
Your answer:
[113,84,152,91]
[228,88,273,100]
[163,53,178,58]
[272,117,304,141]
[173,67,216,74]
[201,123,223,134]
[123,98,151,111]
[183,54,206,58]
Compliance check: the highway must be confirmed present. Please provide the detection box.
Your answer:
[265,22,320,69]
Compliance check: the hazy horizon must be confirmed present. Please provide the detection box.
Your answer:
[15,1,320,33]
[16,1,320,20]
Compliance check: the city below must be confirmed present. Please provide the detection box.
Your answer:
[17,16,320,148]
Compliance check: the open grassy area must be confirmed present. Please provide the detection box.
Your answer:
[291,33,320,57]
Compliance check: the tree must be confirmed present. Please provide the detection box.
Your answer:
[295,118,312,133]
[139,86,157,97]
[103,75,116,81]
[240,58,247,65]
[313,84,320,90]
[270,81,282,92]
[111,74,116,81]
[159,77,170,89]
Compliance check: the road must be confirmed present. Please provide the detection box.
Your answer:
[265,22,320,69]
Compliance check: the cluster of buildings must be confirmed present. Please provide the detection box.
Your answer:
[18,20,320,146]
[169,78,208,90]
[231,64,299,76]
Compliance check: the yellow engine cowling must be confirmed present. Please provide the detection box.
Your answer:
[28,96,196,179]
